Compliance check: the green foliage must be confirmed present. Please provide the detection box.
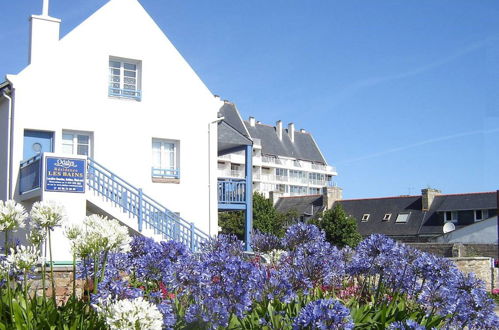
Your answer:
[219,193,297,238]
[348,294,446,329]
[310,204,362,248]
[218,211,245,240]
[0,287,104,329]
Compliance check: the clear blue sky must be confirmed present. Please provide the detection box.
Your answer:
[1,0,498,199]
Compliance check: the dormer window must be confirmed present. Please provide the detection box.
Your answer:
[383,213,391,221]
[109,57,142,101]
[444,211,458,224]
[361,214,370,222]
[474,209,488,222]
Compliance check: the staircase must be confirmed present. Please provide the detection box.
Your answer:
[86,158,209,251]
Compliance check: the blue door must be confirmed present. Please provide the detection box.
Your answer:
[23,130,54,160]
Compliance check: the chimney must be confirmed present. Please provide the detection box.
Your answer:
[29,0,61,64]
[269,191,283,206]
[288,123,295,142]
[323,185,343,210]
[300,129,306,133]
[421,188,441,211]
[249,116,256,127]
[276,120,282,140]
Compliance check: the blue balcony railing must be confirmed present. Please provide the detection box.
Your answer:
[218,179,246,204]
[87,158,209,251]
[19,154,42,194]
[151,168,180,179]
[108,87,142,101]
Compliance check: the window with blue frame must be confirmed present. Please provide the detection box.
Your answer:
[109,57,141,100]
[152,139,179,179]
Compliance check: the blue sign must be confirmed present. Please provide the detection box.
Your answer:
[45,157,86,193]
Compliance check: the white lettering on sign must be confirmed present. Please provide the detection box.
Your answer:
[55,159,77,169]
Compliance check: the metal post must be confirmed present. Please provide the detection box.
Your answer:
[244,144,253,251]
[138,188,143,232]
[190,222,195,251]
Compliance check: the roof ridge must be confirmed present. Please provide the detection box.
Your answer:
[437,191,497,197]
[340,195,421,202]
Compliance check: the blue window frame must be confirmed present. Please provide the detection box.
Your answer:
[152,139,179,179]
[109,58,141,101]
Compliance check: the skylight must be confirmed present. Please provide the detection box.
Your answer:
[395,213,410,223]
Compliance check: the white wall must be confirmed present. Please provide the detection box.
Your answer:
[8,0,221,237]
[0,97,9,201]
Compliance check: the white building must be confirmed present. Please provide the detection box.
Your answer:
[217,101,337,198]
[0,0,227,261]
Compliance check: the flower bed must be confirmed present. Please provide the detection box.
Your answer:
[1,200,498,329]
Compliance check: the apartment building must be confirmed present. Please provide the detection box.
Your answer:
[217,102,337,197]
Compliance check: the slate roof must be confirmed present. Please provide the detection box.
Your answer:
[217,100,329,165]
[335,191,498,238]
[275,195,325,217]
[431,192,497,211]
[337,196,425,237]
[244,121,327,164]
[218,102,250,139]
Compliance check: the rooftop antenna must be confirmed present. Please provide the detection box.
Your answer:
[42,0,49,16]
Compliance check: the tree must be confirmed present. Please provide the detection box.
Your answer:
[218,211,244,240]
[310,204,362,248]
[218,192,290,238]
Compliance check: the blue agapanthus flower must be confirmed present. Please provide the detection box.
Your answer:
[388,319,426,330]
[251,231,282,253]
[282,222,325,251]
[293,298,354,329]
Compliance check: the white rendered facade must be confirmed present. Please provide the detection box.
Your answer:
[0,0,221,261]
[218,119,337,198]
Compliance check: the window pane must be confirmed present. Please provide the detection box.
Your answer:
[124,63,136,70]
[112,68,120,75]
[77,145,89,156]
[62,134,73,143]
[152,142,161,168]
[77,135,89,144]
[476,210,482,220]
[124,70,136,78]
[109,61,120,68]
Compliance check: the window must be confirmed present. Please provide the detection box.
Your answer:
[62,131,92,156]
[395,212,410,223]
[474,209,488,222]
[152,139,179,179]
[383,213,392,221]
[109,58,141,100]
[361,214,370,222]
[309,187,321,195]
[444,211,458,224]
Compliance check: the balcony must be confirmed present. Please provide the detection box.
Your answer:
[108,87,142,101]
[19,154,42,194]
[218,169,245,179]
[218,179,247,210]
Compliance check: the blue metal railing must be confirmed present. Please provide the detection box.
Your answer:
[151,168,180,179]
[218,178,246,204]
[19,154,42,194]
[87,158,209,251]
[108,87,142,101]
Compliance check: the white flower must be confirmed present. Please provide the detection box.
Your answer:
[96,297,163,330]
[0,200,28,232]
[30,201,67,230]
[0,258,10,280]
[26,226,47,245]
[6,245,43,271]
[65,215,131,258]
[262,249,286,264]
